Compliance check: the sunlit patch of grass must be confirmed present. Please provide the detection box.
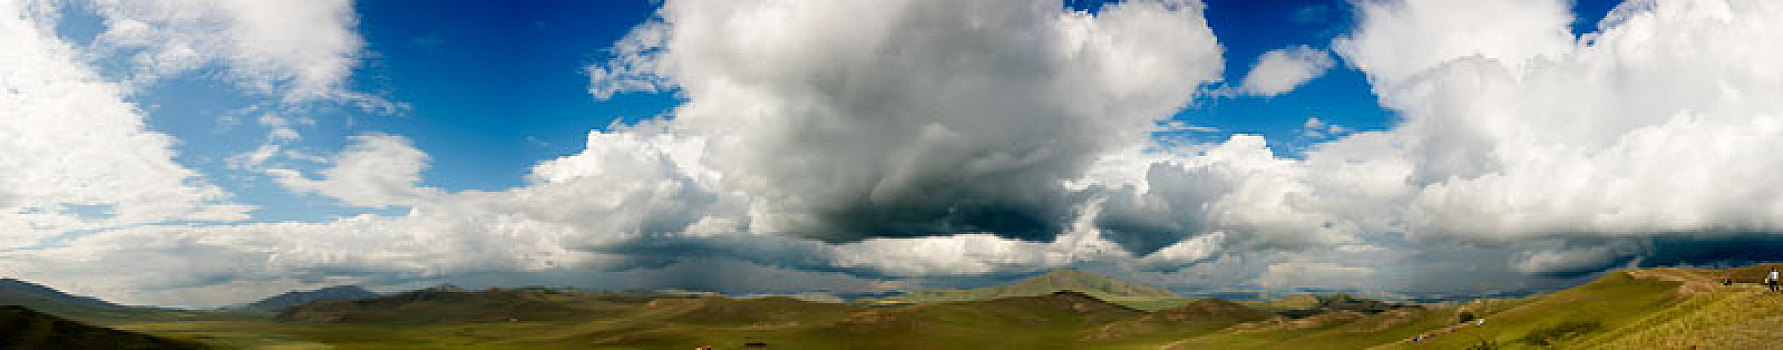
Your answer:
[1581,284,1783,349]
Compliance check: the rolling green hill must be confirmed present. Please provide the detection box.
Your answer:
[277,286,623,324]
[1366,264,1783,350]
[245,285,378,312]
[880,268,1190,310]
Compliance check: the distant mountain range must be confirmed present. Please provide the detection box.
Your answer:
[276,285,638,323]
[244,285,377,312]
[881,268,1181,304]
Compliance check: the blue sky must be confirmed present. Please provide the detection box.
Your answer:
[8,0,1783,306]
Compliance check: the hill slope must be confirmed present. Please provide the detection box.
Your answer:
[0,279,118,308]
[0,278,166,321]
[1360,265,1783,350]
[0,305,204,349]
[245,285,377,312]
[886,268,1181,304]
[277,286,592,323]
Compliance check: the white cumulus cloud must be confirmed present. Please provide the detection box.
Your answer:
[1337,0,1783,235]
[0,0,251,249]
[85,0,365,101]
[1238,45,1334,97]
[271,134,441,208]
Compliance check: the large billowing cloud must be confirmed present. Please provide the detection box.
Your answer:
[0,0,251,250]
[592,0,1225,241]
[1336,0,1783,235]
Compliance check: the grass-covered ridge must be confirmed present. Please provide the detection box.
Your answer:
[875,268,1198,310]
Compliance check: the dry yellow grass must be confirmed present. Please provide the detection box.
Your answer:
[1582,284,1783,349]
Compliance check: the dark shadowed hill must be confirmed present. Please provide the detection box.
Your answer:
[245,285,377,312]
[653,296,862,325]
[275,285,685,323]
[885,268,1180,303]
[0,305,204,350]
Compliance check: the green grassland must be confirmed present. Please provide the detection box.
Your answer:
[872,268,1201,311]
[28,264,1783,349]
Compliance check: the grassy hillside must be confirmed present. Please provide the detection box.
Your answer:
[880,268,1194,310]
[278,286,656,324]
[245,285,378,312]
[1370,266,1777,350]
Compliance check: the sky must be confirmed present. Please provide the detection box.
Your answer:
[3,0,1782,307]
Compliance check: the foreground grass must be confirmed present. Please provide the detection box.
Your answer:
[1581,284,1783,349]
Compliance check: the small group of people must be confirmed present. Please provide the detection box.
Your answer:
[1733,267,1781,292]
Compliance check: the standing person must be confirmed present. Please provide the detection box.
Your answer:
[1769,267,1780,293]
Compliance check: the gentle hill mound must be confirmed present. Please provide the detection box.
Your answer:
[791,291,1150,348]
[837,290,1146,332]
[244,285,376,312]
[277,286,586,323]
[884,268,1180,305]
[0,305,205,349]
[1245,294,1321,311]
[1146,298,1274,323]
[1087,298,1275,342]
[651,296,861,325]
[1276,294,1418,319]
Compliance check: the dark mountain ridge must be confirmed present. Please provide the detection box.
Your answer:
[0,278,121,309]
[245,285,377,312]
[885,268,1181,303]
